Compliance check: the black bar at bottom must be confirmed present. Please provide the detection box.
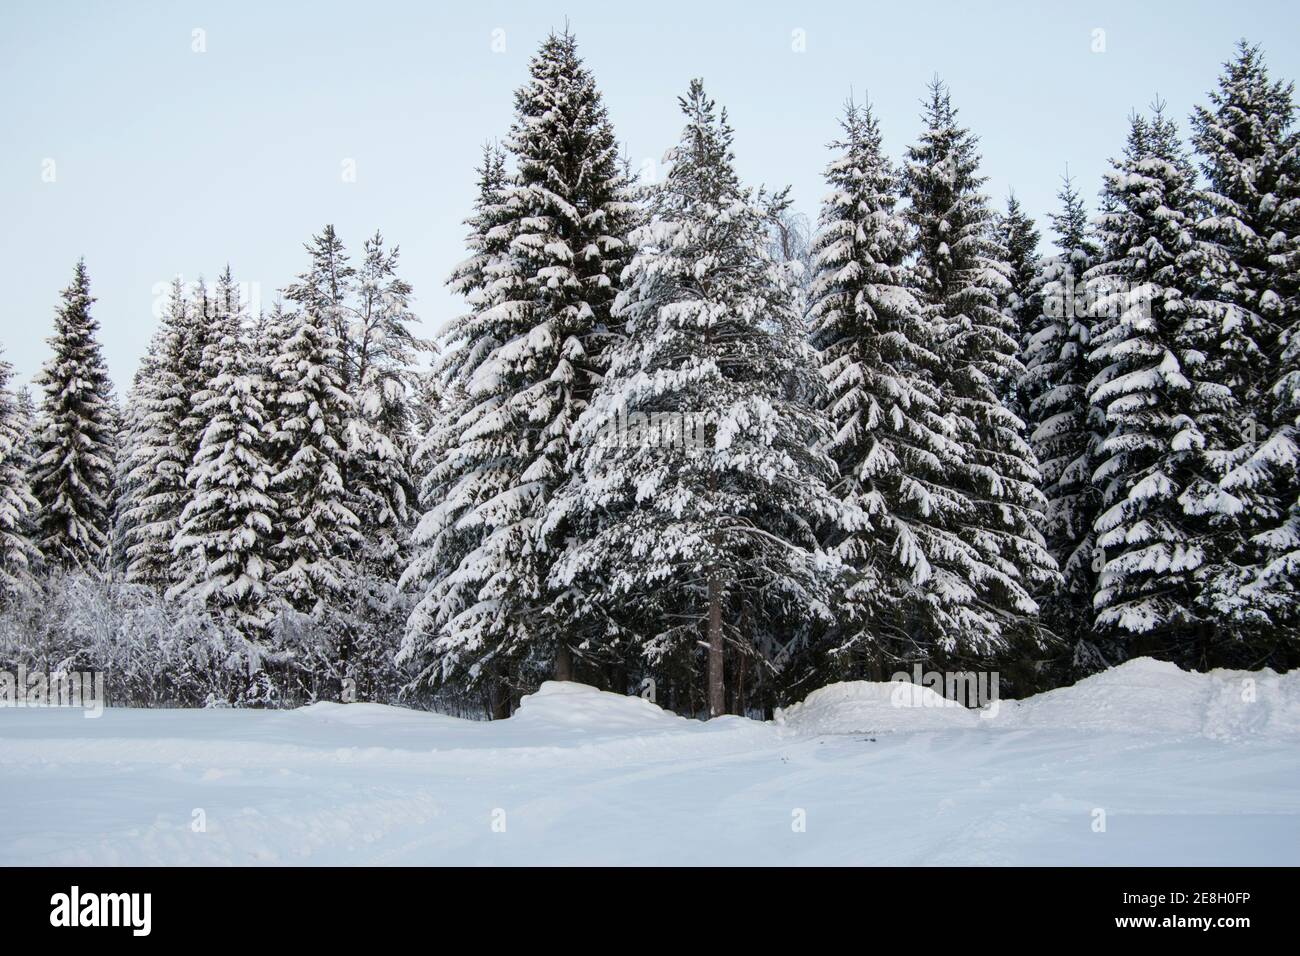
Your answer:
[0,865,1289,942]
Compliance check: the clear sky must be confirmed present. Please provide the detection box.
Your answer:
[3,0,1298,392]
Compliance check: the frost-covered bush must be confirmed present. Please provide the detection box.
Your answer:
[0,571,414,708]
[263,570,414,706]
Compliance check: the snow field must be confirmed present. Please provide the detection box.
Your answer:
[1,658,1297,865]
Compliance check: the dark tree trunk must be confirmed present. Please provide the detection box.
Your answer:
[735,651,746,717]
[487,678,511,720]
[607,661,627,696]
[707,570,724,717]
[554,643,574,682]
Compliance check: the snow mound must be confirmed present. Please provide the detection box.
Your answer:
[510,681,693,735]
[774,679,980,734]
[999,658,1300,740]
[774,658,1300,740]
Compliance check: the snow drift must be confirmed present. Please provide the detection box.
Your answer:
[774,677,982,733]
[775,658,1300,740]
[510,680,692,735]
[997,658,1300,740]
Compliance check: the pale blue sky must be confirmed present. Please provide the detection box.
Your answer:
[2,0,1298,391]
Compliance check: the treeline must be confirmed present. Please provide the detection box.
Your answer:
[0,235,433,707]
[0,33,1296,716]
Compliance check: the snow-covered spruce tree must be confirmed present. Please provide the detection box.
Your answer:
[1194,43,1300,653]
[343,233,427,699]
[806,98,973,675]
[281,226,425,698]
[903,80,1058,658]
[401,32,637,701]
[0,349,41,603]
[117,277,195,586]
[998,191,1041,418]
[401,144,517,714]
[267,298,359,616]
[546,80,852,717]
[1018,176,1107,657]
[343,231,425,579]
[168,274,277,637]
[1086,106,1253,662]
[30,260,117,571]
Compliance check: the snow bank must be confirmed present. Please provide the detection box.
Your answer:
[510,681,693,735]
[774,679,980,734]
[999,658,1300,740]
[775,658,1300,740]
[464,682,773,771]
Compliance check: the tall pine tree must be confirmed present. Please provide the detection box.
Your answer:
[1019,176,1107,659]
[401,31,637,697]
[402,145,515,711]
[1194,43,1300,656]
[345,231,425,579]
[904,80,1058,657]
[267,299,359,615]
[1087,105,1251,662]
[547,80,851,716]
[807,98,973,673]
[118,277,195,586]
[169,274,277,633]
[30,260,117,571]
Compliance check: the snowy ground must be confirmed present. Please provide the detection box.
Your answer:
[2,659,1298,865]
